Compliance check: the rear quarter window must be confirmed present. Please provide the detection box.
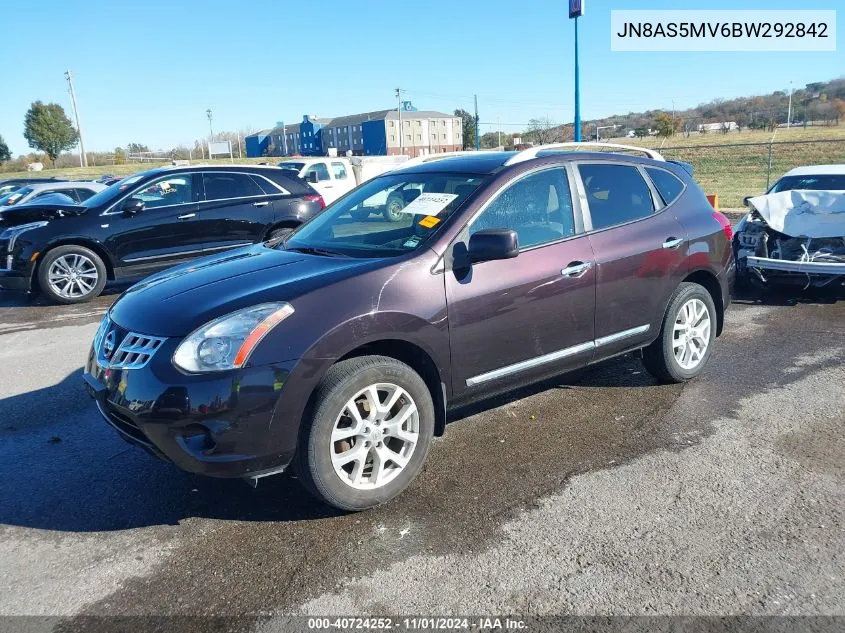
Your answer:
[645,167,685,205]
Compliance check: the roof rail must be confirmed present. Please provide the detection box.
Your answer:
[396,150,501,170]
[504,142,664,165]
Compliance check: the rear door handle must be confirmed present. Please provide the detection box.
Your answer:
[177,213,196,220]
[561,261,593,277]
[662,237,684,249]
[252,201,270,207]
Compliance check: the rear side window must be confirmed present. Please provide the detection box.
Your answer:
[578,164,655,231]
[74,188,97,202]
[645,168,685,205]
[331,162,348,180]
[203,173,265,201]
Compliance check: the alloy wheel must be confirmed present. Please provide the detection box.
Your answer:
[47,254,99,299]
[673,298,711,370]
[330,382,420,490]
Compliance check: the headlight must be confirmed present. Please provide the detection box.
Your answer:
[172,302,294,373]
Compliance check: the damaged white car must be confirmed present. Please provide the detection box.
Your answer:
[734,165,845,290]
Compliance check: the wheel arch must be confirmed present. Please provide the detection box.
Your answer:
[682,269,724,336]
[262,219,302,241]
[337,339,448,436]
[35,238,116,281]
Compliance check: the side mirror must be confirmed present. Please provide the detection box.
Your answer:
[122,197,144,216]
[308,171,320,184]
[468,228,519,263]
[742,196,752,207]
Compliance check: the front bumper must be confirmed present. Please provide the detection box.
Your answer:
[83,335,301,479]
[0,269,31,292]
[746,256,845,276]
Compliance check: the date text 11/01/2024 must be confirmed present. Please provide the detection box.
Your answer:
[307,617,528,630]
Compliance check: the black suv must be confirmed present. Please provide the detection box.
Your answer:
[0,165,325,303]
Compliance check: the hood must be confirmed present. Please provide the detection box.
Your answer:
[749,190,845,238]
[0,203,86,226]
[109,244,383,336]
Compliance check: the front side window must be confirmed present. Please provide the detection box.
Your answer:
[284,172,486,258]
[470,167,575,249]
[578,164,655,231]
[305,163,330,181]
[202,173,264,201]
[331,162,348,180]
[645,167,685,205]
[132,175,194,208]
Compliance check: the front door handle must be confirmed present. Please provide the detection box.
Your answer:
[177,213,196,220]
[252,201,270,207]
[561,261,593,277]
[662,237,684,249]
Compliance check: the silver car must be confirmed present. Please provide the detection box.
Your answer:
[0,181,107,207]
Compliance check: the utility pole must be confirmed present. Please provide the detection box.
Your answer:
[395,88,403,155]
[497,117,501,149]
[474,94,480,151]
[64,70,87,167]
[206,108,214,140]
[282,122,287,156]
[786,81,793,129]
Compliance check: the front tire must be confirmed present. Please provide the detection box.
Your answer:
[37,245,107,304]
[642,282,717,383]
[297,355,435,511]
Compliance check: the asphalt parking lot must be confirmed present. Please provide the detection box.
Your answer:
[0,285,842,629]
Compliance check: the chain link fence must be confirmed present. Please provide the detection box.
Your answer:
[658,139,845,208]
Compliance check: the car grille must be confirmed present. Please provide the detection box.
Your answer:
[95,316,166,370]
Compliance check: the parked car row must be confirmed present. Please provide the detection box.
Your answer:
[80,143,735,511]
[0,165,326,303]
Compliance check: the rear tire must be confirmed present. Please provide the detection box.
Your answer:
[642,282,717,384]
[37,245,107,304]
[383,195,405,222]
[297,355,435,511]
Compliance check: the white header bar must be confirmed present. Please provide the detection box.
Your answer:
[611,10,836,52]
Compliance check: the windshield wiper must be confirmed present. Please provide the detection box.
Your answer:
[284,246,347,258]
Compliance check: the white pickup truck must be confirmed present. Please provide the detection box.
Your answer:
[278,156,409,215]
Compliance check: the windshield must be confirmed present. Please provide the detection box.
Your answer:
[769,174,845,193]
[0,183,22,197]
[279,161,305,173]
[79,173,148,208]
[284,172,486,258]
[0,187,33,205]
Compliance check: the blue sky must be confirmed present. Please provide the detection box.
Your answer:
[1,0,841,155]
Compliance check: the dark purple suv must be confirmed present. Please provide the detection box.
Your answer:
[84,145,735,511]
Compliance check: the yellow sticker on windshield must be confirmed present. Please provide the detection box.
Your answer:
[419,215,441,229]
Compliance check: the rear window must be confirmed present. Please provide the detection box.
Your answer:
[645,167,685,205]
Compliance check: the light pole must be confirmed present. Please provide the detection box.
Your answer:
[569,0,585,141]
[395,88,403,155]
[595,124,615,141]
[206,108,214,140]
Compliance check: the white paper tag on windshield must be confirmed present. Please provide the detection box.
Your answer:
[398,193,458,216]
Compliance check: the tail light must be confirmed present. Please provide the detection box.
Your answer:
[304,194,325,210]
[712,211,733,240]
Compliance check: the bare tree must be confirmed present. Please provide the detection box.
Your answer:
[526,117,564,145]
